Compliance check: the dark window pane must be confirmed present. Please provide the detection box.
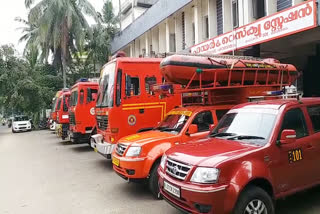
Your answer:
[280,108,308,139]
[216,109,230,121]
[307,106,320,133]
[192,111,214,132]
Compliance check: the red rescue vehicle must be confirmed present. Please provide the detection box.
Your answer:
[49,90,62,131]
[69,79,99,143]
[112,54,299,198]
[56,89,71,140]
[90,56,181,159]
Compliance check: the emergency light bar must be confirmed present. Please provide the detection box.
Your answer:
[77,78,89,82]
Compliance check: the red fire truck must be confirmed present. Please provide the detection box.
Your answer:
[90,56,181,159]
[68,79,99,143]
[49,90,62,131]
[56,89,71,140]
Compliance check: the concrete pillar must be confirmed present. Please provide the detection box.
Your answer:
[134,40,140,57]
[151,27,159,56]
[240,0,255,26]
[165,19,170,53]
[184,6,193,48]
[208,0,217,38]
[223,0,232,33]
[266,0,277,16]
[140,34,146,56]
[145,31,150,57]
[193,0,203,44]
[293,0,303,5]
[158,22,166,54]
[175,13,183,52]
[129,43,134,57]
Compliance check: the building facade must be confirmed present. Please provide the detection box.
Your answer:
[112,0,320,95]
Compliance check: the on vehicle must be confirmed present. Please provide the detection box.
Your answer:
[12,115,32,133]
[69,79,99,143]
[112,54,299,199]
[90,56,181,159]
[55,89,71,140]
[158,98,320,214]
[50,90,63,131]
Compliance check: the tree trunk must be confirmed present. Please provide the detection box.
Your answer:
[61,20,69,88]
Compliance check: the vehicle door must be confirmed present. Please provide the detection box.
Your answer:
[306,105,320,181]
[182,111,214,142]
[273,107,313,192]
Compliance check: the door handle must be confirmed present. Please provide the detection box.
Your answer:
[306,144,315,150]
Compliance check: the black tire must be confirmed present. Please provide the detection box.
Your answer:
[148,162,162,200]
[233,185,274,214]
[12,129,15,133]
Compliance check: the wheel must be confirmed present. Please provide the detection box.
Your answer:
[233,185,274,214]
[148,162,162,200]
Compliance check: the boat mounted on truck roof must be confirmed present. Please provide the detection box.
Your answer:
[156,54,299,106]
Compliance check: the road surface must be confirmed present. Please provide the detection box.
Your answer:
[0,126,320,214]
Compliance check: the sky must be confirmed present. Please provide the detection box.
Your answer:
[0,0,119,55]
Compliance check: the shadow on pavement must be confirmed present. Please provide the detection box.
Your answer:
[276,185,320,214]
[116,181,154,200]
[71,145,92,152]
[95,159,113,170]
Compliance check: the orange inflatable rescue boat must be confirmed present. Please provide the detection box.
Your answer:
[160,54,299,86]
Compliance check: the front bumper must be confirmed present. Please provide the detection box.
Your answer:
[13,126,31,131]
[112,153,147,179]
[158,169,229,214]
[90,134,115,159]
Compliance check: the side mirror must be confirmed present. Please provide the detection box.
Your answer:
[187,124,198,135]
[280,129,296,144]
[209,124,215,130]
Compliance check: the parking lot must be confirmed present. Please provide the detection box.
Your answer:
[1,126,320,214]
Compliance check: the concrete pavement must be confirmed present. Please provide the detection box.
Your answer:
[0,126,320,214]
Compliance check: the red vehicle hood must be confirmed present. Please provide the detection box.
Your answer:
[119,130,176,146]
[167,138,257,167]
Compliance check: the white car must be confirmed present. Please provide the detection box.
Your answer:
[12,116,32,133]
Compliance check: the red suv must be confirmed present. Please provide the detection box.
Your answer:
[158,98,320,214]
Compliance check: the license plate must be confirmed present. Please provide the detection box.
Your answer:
[112,157,120,167]
[164,181,180,198]
[94,148,98,153]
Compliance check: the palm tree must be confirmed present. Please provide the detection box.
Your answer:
[24,0,99,88]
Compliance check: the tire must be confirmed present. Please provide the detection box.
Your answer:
[12,129,16,133]
[233,185,274,214]
[148,162,162,200]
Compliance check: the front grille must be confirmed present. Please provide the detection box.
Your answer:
[18,124,27,126]
[116,144,128,156]
[166,159,192,181]
[69,112,76,125]
[96,115,108,130]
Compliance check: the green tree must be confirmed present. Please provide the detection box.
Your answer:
[24,0,99,88]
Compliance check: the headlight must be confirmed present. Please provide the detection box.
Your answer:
[160,154,167,169]
[190,167,220,184]
[27,122,31,126]
[125,146,141,157]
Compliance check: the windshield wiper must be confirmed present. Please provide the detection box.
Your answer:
[210,132,237,138]
[228,135,265,140]
[157,127,178,132]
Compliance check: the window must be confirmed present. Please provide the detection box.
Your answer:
[216,109,230,121]
[57,98,62,111]
[232,0,239,28]
[192,23,195,45]
[70,91,78,106]
[79,89,84,104]
[126,75,140,96]
[145,76,157,94]
[277,0,292,12]
[252,0,265,19]
[192,111,214,132]
[182,12,186,50]
[279,108,308,139]
[217,0,223,35]
[204,16,209,39]
[307,106,320,133]
[87,88,98,103]
[169,33,176,52]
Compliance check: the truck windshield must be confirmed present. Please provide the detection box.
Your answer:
[70,90,78,106]
[51,97,58,111]
[96,62,116,108]
[155,114,190,133]
[211,111,277,146]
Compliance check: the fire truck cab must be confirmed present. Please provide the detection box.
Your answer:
[55,89,71,140]
[90,57,181,159]
[69,79,99,143]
